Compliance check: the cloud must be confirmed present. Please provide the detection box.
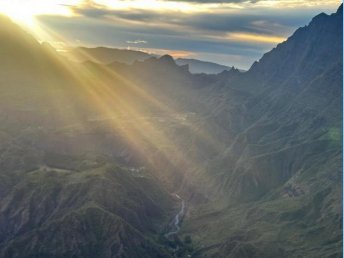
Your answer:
[226,32,286,44]
[156,0,339,7]
[126,40,147,44]
[138,47,195,58]
[35,0,341,69]
[160,0,255,2]
[69,2,332,37]
[162,0,261,3]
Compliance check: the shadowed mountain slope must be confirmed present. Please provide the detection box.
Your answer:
[0,5,342,258]
[180,5,342,258]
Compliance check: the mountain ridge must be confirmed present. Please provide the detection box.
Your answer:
[0,5,342,258]
[63,46,238,74]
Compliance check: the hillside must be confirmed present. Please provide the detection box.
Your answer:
[0,16,177,258]
[180,5,343,258]
[0,5,342,258]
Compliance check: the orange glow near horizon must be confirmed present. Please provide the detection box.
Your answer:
[227,32,287,44]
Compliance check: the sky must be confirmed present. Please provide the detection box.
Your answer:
[0,0,341,69]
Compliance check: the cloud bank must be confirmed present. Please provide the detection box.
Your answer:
[35,0,340,68]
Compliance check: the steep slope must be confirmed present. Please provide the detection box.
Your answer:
[181,5,342,258]
[204,4,342,200]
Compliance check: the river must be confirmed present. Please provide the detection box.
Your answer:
[165,194,185,238]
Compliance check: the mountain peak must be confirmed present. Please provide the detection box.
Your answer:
[311,4,342,25]
[248,5,342,84]
[311,12,328,21]
[158,55,175,65]
[337,3,343,15]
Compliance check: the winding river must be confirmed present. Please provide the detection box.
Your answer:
[165,194,185,238]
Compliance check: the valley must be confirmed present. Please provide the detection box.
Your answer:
[165,194,186,239]
[0,4,342,258]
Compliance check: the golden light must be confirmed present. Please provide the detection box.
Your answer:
[227,32,286,44]
[0,0,80,35]
[93,0,226,13]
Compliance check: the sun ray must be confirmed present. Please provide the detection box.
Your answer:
[0,0,229,191]
[0,0,80,37]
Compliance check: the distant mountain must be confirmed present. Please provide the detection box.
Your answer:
[63,46,237,74]
[63,46,154,64]
[175,58,234,74]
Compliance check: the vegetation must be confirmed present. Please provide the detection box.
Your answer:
[0,5,342,258]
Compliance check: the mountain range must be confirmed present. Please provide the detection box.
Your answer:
[63,46,236,74]
[0,4,342,258]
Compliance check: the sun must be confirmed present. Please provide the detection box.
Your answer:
[0,2,36,29]
[0,0,79,34]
